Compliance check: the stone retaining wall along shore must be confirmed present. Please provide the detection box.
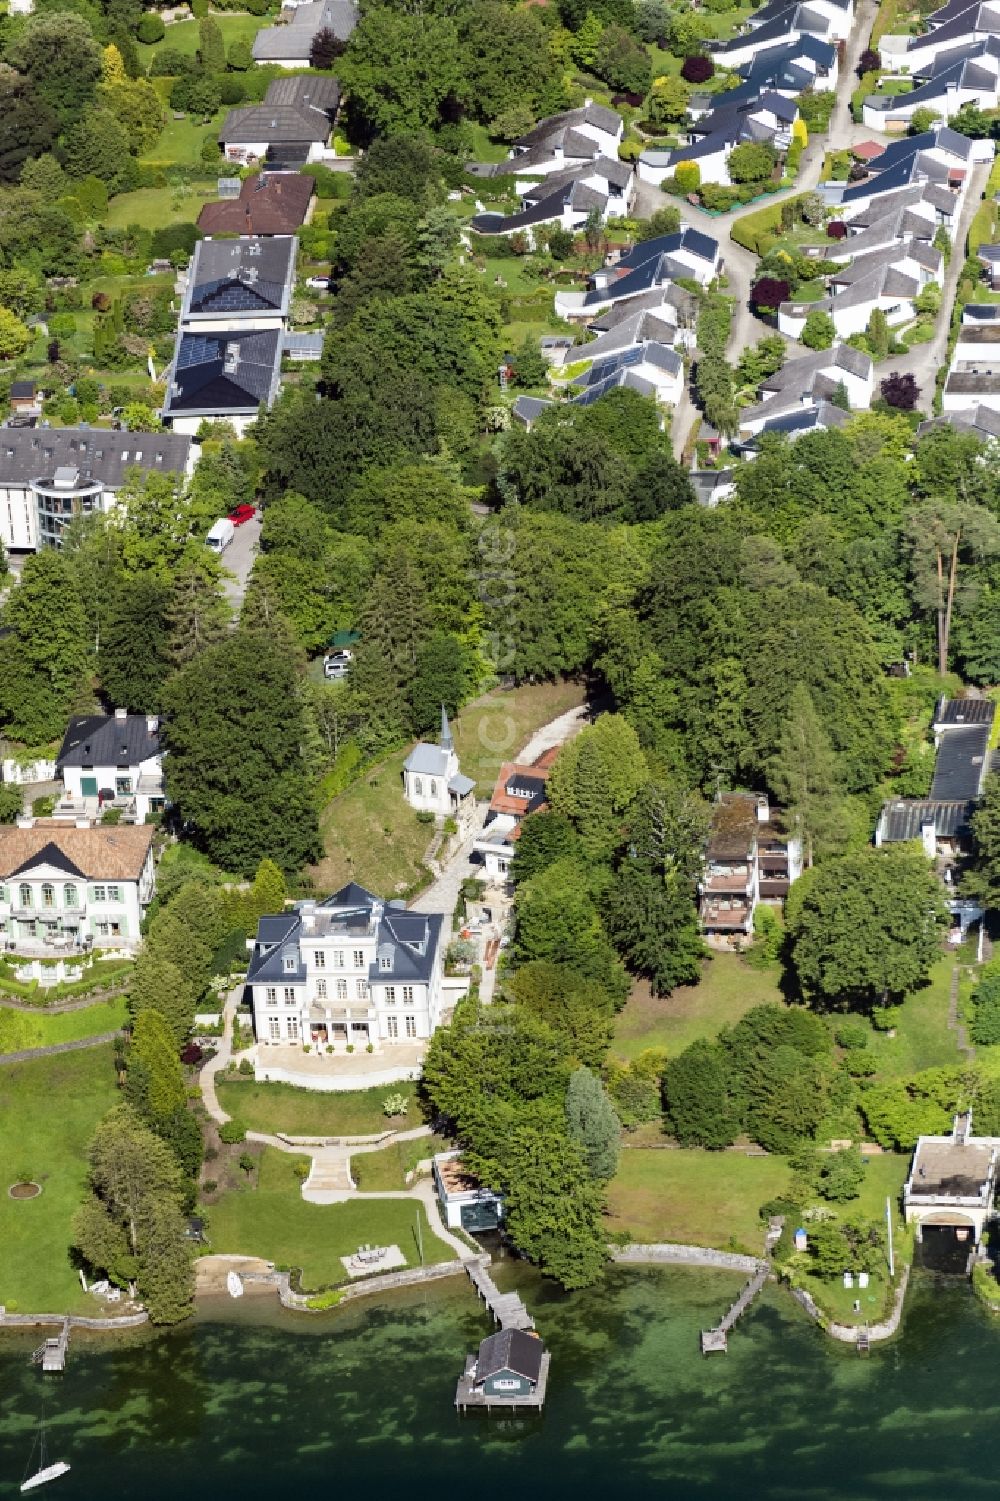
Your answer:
[609,1244,764,1274]
[790,1263,910,1345]
[0,1308,148,1331]
[239,1258,468,1312]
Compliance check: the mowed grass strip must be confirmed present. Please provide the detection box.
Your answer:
[0,1047,118,1313]
[605,1148,793,1251]
[451,680,586,793]
[206,1148,453,1286]
[0,997,127,1055]
[612,955,785,1062]
[216,1078,421,1137]
[352,1134,447,1193]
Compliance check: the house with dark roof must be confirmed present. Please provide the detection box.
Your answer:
[863,44,1000,131]
[178,236,297,329]
[708,0,850,69]
[738,343,873,433]
[554,228,721,320]
[943,316,1000,412]
[0,819,156,954]
[0,427,193,553]
[219,75,340,165]
[198,172,315,236]
[470,157,635,244]
[55,710,164,824]
[468,103,622,180]
[829,127,988,224]
[720,32,839,99]
[464,1329,547,1401]
[875,697,997,866]
[639,89,799,187]
[162,327,284,436]
[730,398,850,456]
[252,0,357,67]
[247,880,450,1058]
[888,0,1000,75]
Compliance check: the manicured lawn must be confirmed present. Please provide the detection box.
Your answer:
[0,997,127,1055]
[309,749,436,896]
[216,1077,422,1136]
[0,1047,118,1313]
[206,1147,453,1287]
[352,1133,447,1192]
[612,955,784,1062]
[868,955,962,1079]
[450,679,586,794]
[105,184,216,230]
[141,109,227,169]
[136,13,266,69]
[797,1153,911,1324]
[605,1148,793,1251]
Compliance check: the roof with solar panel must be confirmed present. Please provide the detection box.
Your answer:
[180,236,297,322]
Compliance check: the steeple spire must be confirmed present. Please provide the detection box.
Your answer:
[440,703,453,751]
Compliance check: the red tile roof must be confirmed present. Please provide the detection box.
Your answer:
[197,173,315,237]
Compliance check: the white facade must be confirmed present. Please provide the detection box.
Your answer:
[402,708,476,820]
[58,729,165,824]
[222,138,329,166]
[248,884,447,1054]
[0,822,155,953]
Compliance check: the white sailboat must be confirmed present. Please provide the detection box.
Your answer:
[20,1425,70,1493]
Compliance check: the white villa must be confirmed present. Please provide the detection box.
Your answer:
[247,881,448,1053]
[0,820,156,953]
[402,708,476,821]
[54,710,165,825]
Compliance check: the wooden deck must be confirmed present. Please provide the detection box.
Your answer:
[465,1258,535,1330]
[33,1320,70,1372]
[455,1351,551,1412]
[700,1264,770,1354]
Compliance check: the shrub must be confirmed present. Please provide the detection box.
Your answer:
[383,1092,409,1117]
[880,371,919,410]
[681,54,714,83]
[835,1021,868,1050]
[137,12,166,43]
[731,196,806,253]
[238,1057,254,1075]
[801,309,836,349]
[673,160,701,193]
[971,972,1000,1045]
[826,220,847,239]
[751,277,790,310]
[227,38,253,71]
[219,77,245,106]
[180,1042,204,1065]
[219,1121,246,1144]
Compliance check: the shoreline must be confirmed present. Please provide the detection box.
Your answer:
[1,1241,913,1348]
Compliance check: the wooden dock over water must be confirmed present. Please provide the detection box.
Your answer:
[32,1320,70,1372]
[465,1259,535,1331]
[700,1264,770,1354]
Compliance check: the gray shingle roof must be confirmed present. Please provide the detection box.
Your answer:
[251,0,357,59]
[0,428,191,488]
[184,236,296,317]
[57,713,160,770]
[263,74,340,112]
[936,697,996,727]
[220,104,331,145]
[878,798,974,842]
[403,743,452,776]
[930,724,991,800]
[476,1329,545,1385]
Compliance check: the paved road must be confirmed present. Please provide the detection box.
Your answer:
[220,514,261,613]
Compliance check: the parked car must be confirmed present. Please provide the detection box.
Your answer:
[228,504,256,526]
[206,517,235,553]
[323,650,353,681]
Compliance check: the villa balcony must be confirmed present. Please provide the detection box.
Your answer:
[704,872,752,895]
[700,901,752,932]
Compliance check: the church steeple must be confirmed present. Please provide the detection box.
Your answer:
[440,703,453,751]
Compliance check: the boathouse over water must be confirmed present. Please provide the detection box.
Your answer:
[904,1111,998,1249]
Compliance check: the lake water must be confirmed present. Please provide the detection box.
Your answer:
[1,1263,998,1500]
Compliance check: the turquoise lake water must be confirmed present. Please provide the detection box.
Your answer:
[1,1263,998,1500]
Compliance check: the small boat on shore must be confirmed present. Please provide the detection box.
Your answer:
[226,1270,244,1299]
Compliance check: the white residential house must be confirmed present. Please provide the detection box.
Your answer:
[738,343,874,432]
[475,103,623,179]
[862,50,1000,131]
[247,882,447,1053]
[881,0,1000,77]
[943,323,1000,410]
[0,820,156,953]
[251,0,357,67]
[0,428,193,554]
[402,708,477,822]
[469,159,636,245]
[54,711,165,824]
[555,229,721,320]
[779,239,942,339]
[433,1151,505,1232]
[570,341,684,409]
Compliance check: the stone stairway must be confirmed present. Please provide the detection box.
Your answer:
[302,1153,355,1202]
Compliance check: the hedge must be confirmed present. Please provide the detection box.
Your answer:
[731,195,807,254]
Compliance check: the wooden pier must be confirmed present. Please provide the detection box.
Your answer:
[465,1259,535,1331]
[700,1264,770,1354]
[455,1349,551,1413]
[32,1320,70,1373]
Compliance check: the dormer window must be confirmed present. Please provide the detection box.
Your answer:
[379,955,392,971]
[283,955,296,972]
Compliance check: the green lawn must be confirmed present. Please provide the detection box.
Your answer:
[868,955,962,1079]
[797,1153,911,1325]
[141,109,227,169]
[606,1148,793,1251]
[105,184,217,230]
[0,1048,117,1313]
[352,1134,446,1192]
[450,679,586,794]
[216,1078,421,1136]
[0,997,127,1055]
[612,954,784,1062]
[206,1148,453,1287]
[309,679,585,893]
[136,13,266,69]
[310,749,436,896]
